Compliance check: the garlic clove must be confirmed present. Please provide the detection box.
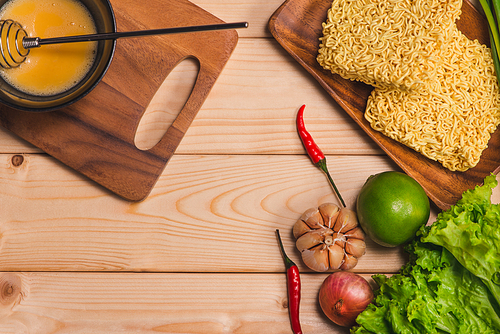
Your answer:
[328,243,344,270]
[340,253,358,271]
[344,227,365,240]
[295,230,327,252]
[293,219,311,239]
[301,244,330,272]
[346,238,366,258]
[330,232,346,248]
[334,208,359,233]
[318,203,340,228]
[300,208,324,229]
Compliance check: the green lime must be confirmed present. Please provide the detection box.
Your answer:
[356,171,430,247]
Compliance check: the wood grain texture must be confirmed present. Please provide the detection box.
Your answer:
[0,153,410,272]
[0,272,368,334]
[191,0,284,38]
[268,0,494,210]
[0,0,239,202]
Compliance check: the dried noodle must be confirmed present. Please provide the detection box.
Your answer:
[365,30,500,171]
[317,0,462,92]
[317,0,500,172]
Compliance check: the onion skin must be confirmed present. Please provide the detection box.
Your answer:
[319,272,374,327]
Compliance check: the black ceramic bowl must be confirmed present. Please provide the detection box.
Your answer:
[0,0,116,112]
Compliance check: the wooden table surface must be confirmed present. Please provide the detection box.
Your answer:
[0,0,496,333]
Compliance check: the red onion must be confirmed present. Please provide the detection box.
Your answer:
[318,271,374,327]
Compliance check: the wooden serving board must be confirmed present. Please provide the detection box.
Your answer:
[0,0,239,201]
[269,0,494,210]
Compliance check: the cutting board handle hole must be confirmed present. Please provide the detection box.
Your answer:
[135,57,200,151]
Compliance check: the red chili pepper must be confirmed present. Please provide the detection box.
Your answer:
[296,105,346,208]
[276,229,302,334]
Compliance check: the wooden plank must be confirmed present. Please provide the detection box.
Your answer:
[190,0,285,38]
[0,130,39,154]
[0,272,375,334]
[0,153,414,272]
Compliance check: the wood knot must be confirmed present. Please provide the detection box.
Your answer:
[11,155,24,167]
[281,297,289,309]
[0,274,21,305]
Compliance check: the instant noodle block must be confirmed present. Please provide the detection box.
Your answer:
[317,0,462,92]
[317,0,500,172]
[365,30,500,172]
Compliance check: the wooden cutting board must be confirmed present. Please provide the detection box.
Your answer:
[0,0,239,201]
[269,0,495,210]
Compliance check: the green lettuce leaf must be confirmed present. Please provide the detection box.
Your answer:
[421,174,500,307]
[351,240,500,333]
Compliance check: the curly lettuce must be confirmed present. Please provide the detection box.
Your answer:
[420,174,500,308]
[351,174,500,334]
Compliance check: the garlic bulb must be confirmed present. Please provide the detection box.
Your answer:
[293,203,366,271]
